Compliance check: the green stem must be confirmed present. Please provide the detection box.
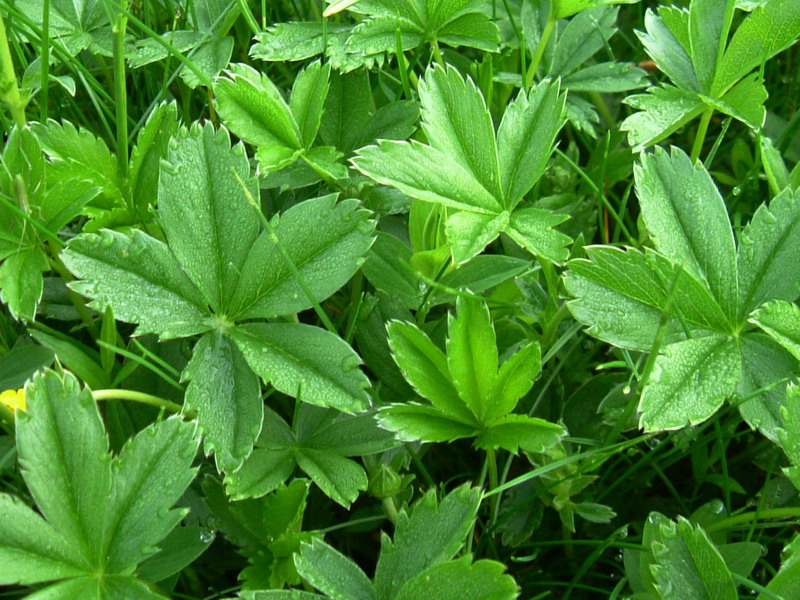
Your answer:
[705,507,800,533]
[0,10,26,127]
[112,1,130,182]
[382,496,399,524]
[40,0,49,121]
[430,39,444,66]
[525,15,555,89]
[486,447,499,525]
[92,389,188,415]
[690,108,714,164]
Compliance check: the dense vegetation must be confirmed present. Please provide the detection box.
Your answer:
[1,0,800,598]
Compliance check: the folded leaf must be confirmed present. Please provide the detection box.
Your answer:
[637,9,701,93]
[183,331,263,472]
[447,295,498,422]
[290,61,331,148]
[688,0,730,93]
[489,341,541,421]
[445,210,509,264]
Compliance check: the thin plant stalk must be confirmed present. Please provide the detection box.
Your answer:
[111,0,130,182]
[0,11,26,127]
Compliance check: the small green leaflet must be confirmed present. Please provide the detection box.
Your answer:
[621,0,800,149]
[0,127,99,322]
[354,64,571,264]
[252,0,498,72]
[565,147,800,436]
[380,294,565,453]
[0,370,199,598]
[62,122,374,472]
[241,484,519,600]
[225,403,396,507]
[204,478,319,590]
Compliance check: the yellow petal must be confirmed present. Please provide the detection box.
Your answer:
[0,388,26,413]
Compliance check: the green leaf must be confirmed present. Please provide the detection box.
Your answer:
[158,122,260,313]
[295,539,375,600]
[16,370,111,563]
[474,414,565,454]
[295,449,367,508]
[184,331,262,472]
[639,334,741,431]
[0,343,53,391]
[497,80,567,207]
[137,526,214,583]
[290,61,331,148]
[215,63,302,152]
[361,231,420,310]
[0,494,85,585]
[489,341,541,421]
[638,9,701,92]
[704,72,767,129]
[750,300,800,360]
[305,411,397,456]
[561,62,648,93]
[737,333,795,443]
[565,246,724,351]
[386,320,474,422]
[779,385,800,488]
[445,210,509,265]
[447,295,497,422]
[547,6,619,77]
[103,416,199,573]
[251,22,351,62]
[688,0,729,93]
[31,119,123,209]
[759,536,800,600]
[243,592,327,600]
[27,575,168,599]
[229,195,375,320]
[319,69,372,154]
[225,446,297,500]
[378,403,479,443]
[714,0,800,95]
[635,147,738,321]
[62,229,211,340]
[505,207,572,265]
[650,516,737,600]
[621,86,706,150]
[394,556,518,600]
[737,187,800,316]
[554,0,639,20]
[419,64,501,200]
[28,329,108,391]
[352,140,502,214]
[231,323,370,412]
[374,484,482,600]
[0,247,48,322]
[129,102,180,219]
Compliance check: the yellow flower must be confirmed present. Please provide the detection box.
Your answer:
[0,388,25,413]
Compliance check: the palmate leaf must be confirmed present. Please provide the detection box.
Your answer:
[553,0,640,20]
[566,148,800,434]
[778,385,800,490]
[225,405,395,506]
[354,65,569,264]
[383,295,565,450]
[622,0,800,148]
[1,370,198,595]
[244,485,516,600]
[64,121,375,471]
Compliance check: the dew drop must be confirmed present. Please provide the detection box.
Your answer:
[732,186,742,197]
[199,529,215,544]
